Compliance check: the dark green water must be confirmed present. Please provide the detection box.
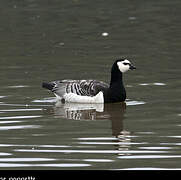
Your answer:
[0,0,181,169]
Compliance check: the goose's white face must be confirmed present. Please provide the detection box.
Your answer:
[117,59,131,73]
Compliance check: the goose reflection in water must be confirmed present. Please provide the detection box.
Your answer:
[44,101,131,154]
[53,101,128,138]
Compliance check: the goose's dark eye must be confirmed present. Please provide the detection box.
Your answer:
[123,63,129,65]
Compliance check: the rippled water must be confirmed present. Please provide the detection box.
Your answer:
[0,0,181,170]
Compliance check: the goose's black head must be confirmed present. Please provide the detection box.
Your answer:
[112,59,136,74]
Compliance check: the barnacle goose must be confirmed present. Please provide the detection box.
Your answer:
[42,59,136,103]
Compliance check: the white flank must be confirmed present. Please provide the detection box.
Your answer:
[63,91,104,104]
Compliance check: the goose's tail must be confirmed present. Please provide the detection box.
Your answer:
[42,82,54,91]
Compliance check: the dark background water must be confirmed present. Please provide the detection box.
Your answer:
[0,0,181,169]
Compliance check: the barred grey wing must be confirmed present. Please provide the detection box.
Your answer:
[52,80,109,97]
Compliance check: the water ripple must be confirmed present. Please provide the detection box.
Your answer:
[0,125,41,130]
[0,108,42,112]
[14,149,167,154]
[122,167,181,170]
[0,144,70,148]
[6,85,30,88]
[77,142,146,145]
[118,155,181,159]
[83,159,114,162]
[39,163,91,167]
[32,97,56,103]
[0,115,42,120]
[126,101,146,106]
[0,121,21,124]
[139,146,172,150]
[139,82,166,86]
[0,158,55,162]
[0,163,32,167]
[0,152,12,156]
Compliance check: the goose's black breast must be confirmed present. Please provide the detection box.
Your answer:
[103,84,126,103]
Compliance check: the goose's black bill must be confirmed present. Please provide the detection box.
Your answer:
[129,65,136,70]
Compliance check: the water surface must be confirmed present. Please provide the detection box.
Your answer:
[0,0,181,169]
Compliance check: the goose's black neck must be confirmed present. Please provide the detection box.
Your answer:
[103,63,126,103]
[110,69,123,86]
